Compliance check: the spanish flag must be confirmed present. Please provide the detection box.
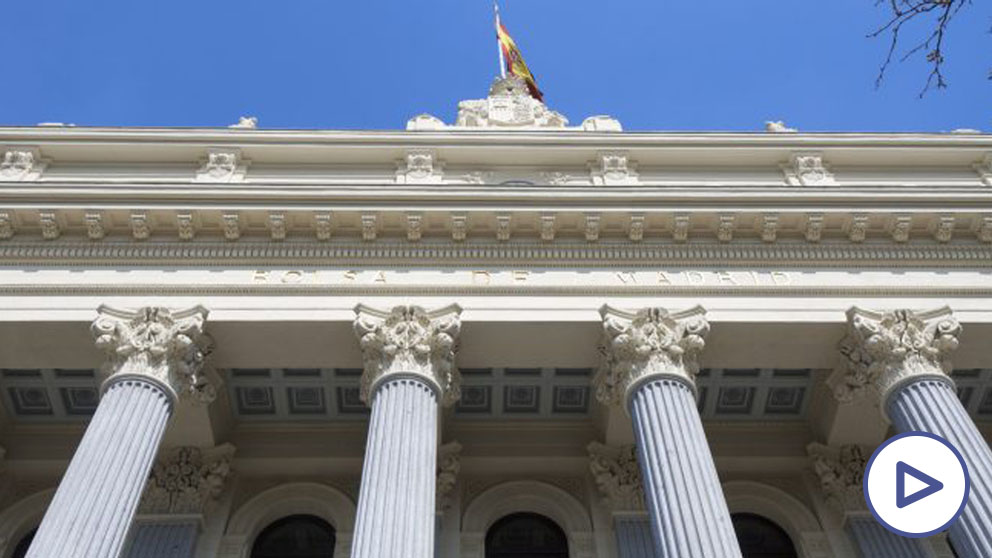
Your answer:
[495,9,544,102]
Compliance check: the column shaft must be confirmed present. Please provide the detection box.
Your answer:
[888,380,992,558]
[123,521,198,558]
[847,517,932,558]
[614,516,654,558]
[629,379,742,558]
[351,378,438,558]
[27,380,172,558]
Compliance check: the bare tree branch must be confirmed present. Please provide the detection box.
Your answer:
[871,0,971,96]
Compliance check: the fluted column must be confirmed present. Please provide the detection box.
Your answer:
[832,307,992,558]
[808,443,933,558]
[350,304,461,558]
[26,306,213,558]
[596,306,742,558]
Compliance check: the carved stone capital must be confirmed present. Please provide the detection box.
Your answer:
[353,304,462,406]
[436,441,462,512]
[595,305,709,407]
[807,443,869,514]
[91,305,216,404]
[139,444,235,515]
[829,307,960,411]
[588,442,645,512]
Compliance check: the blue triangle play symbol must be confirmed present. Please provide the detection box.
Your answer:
[896,461,944,508]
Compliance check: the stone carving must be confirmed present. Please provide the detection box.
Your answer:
[673,214,690,243]
[456,76,567,129]
[222,213,240,241]
[765,121,798,133]
[591,152,639,186]
[451,214,467,242]
[846,214,869,243]
[139,444,235,515]
[229,116,257,129]
[131,213,150,240]
[760,214,778,243]
[587,442,645,512]
[268,213,286,241]
[39,212,60,240]
[396,150,443,184]
[407,213,423,242]
[581,115,623,132]
[628,215,644,242]
[783,153,836,186]
[0,212,12,239]
[807,443,869,512]
[830,307,960,406]
[353,304,462,406]
[805,214,824,243]
[84,213,104,241]
[595,305,709,405]
[977,215,992,243]
[933,215,954,243]
[584,214,600,242]
[975,154,992,186]
[314,213,332,241]
[437,441,462,511]
[0,148,46,181]
[176,213,195,241]
[888,214,911,243]
[717,214,735,243]
[462,171,492,185]
[496,214,511,242]
[361,213,377,241]
[195,149,248,183]
[540,214,555,242]
[406,114,446,131]
[541,171,570,186]
[91,305,216,403]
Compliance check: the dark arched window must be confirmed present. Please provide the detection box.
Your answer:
[486,512,569,558]
[732,513,798,558]
[11,528,37,558]
[250,515,335,558]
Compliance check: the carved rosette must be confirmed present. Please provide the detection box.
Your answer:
[829,307,960,410]
[807,443,869,514]
[587,442,645,512]
[436,441,462,511]
[595,305,709,407]
[139,444,235,515]
[353,304,462,406]
[91,305,217,404]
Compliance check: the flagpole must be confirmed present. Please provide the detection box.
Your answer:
[494,1,507,78]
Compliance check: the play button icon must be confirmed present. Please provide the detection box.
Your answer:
[864,432,970,537]
[896,461,943,508]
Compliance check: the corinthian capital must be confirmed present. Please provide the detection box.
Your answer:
[595,305,709,406]
[829,307,960,408]
[588,442,645,512]
[807,443,869,514]
[353,304,462,406]
[91,305,215,404]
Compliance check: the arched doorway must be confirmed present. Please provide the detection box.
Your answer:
[485,512,569,558]
[732,513,798,558]
[250,515,336,558]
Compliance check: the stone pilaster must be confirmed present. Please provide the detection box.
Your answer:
[350,304,461,558]
[588,442,653,558]
[26,306,211,558]
[830,307,992,558]
[596,306,741,558]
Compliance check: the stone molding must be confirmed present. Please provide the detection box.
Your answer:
[587,442,645,512]
[353,304,462,406]
[829,307,960,410]
[436,441,462,512]
[0,147,47,181]
[194,149,248,183]
[807,443,870,515]
[91,305,216,404]
[783,152,836,186]
[138,444,235,516]
[595,305,709,406]
[590,151,639,186]
[396,149,444,184]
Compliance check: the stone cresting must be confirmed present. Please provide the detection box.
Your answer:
[139,444,235,515]
[91,305,216,404]
[807,443,870,513]
[353,304,462,406]
[829,307,960,410]
[595,305,709,407]
[587,442,645,512]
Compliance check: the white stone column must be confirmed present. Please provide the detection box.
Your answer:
[26,306,213,558]
[588,442,654,558]
[350,304,461,558]
[596,306,742,558]
[832,307,992,558]
[808,443,934,558]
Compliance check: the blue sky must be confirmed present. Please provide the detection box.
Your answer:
[4,0,987,131]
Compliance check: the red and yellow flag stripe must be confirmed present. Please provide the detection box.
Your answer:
[496,21,544,102]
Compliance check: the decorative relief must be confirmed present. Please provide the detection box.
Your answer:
[222,213,240,241]
[590,152,639,186]
[314,213,332,241]
[228,116,257,129]
[587,442,645,512]
[496,214,511,242]
[91,305,217,403]
[462,171,492,185]
[353,304,462,406]
[888,214,912,243]
[541,171,571,186]
[407,213,423,242]
[765,120,798,133]
[84,212,104,241]
[628,214,644,242]
[717,214,735,243]
[39,212,60,240]
[805,214,824,243]
[0,212,12,240]
[455,76,567,128]
[807,443,869,513]
[540,214,555,242]
[584,214,600,242]
[975,154,992,186]
[130,213,150,240]
[436,441,462,511]
[933,215,954,243]
[977,215,992,243]
[396,150,443,184]
[195,149,248,183]
[760,214,778,243]
[783,153,836,186]
[595,305,709,406]
[139,444,235,515]
[672,214,690,243]
[176,213,195,241]
[451,214,467,242]
[268,213,286,241]
[846,214,869,243]
[361,213,377,242]
[829,307,960,406]
[0,148,46,181]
